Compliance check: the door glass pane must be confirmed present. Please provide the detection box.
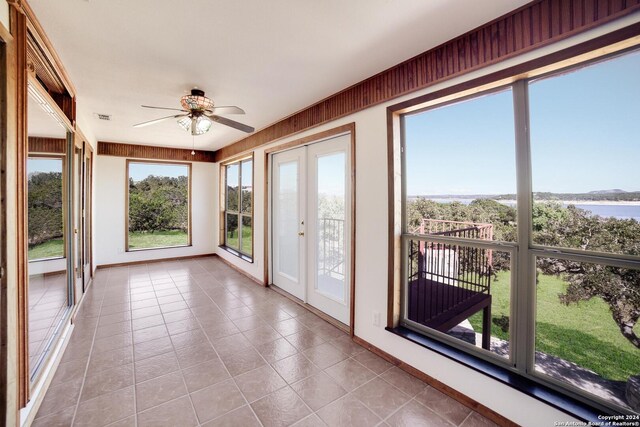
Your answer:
[226,163,239,212]
[28,158,64,261]
[225,213,239,250]
[404,89,517,244]
[277,161,298,280]
[534,257,640,410]
[529,50,640,256]
[27,85,70,379]
[241,216,252,257]
[316,152,346,302]
[241,160,252,214]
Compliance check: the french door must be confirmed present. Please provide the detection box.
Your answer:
[271,134,351,325]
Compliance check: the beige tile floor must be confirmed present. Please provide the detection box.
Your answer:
[33,256,499,427]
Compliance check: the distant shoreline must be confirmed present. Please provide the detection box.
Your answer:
[541,200,640,206]
[418,198,640,206]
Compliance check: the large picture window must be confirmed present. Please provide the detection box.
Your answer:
[126,161,191,251]
[222,157,253,259]
[399,48,640,414]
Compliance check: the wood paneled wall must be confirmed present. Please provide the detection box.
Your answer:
[214,0,640,162]
[98,141,217,163]
[28,136,65,154]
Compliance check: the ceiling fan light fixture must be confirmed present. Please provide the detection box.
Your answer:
[180,89,214,111]
[177,115,212,135]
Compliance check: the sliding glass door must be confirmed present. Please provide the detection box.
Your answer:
[26,81,74,381]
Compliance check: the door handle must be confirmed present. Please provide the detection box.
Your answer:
[298,231,305,236]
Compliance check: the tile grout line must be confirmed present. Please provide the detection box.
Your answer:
[459,410,474,426]
[130,263,144,427]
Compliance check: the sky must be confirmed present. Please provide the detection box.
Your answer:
[405,49,640,196]
[129,162,188,182]
[27,158,62,174]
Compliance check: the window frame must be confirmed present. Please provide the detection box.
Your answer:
[219,154,254,262]
[125,159,192,252]
[391,44,640,416]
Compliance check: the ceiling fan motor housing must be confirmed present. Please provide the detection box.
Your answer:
[181,89,214,111]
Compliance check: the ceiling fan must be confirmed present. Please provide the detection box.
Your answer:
[133,89,254,136]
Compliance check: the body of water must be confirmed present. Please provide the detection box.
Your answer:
[426,198,640,221]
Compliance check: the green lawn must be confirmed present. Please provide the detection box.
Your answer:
[28,238,64,260]
[469,270,640,381]
[226,224,252,256]
[128,230,189,250]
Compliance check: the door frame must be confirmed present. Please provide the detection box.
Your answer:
[263,123,356,336]
[80,131,93,292]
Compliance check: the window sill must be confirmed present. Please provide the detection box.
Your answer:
[28,256,66,263]
[218,245,253,263]
[386,326,612,423]
[126,244,192,253]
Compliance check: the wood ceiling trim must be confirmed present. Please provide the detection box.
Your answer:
[98,141,217,163]
[28,137,66,154]
[214,0,640,162]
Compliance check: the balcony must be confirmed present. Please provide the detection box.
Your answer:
[406,219,494,350]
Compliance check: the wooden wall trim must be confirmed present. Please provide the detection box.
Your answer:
[28,136,65,154]
[352,335,518,427]
[98,141,216,163]
[11,1,30,409]
[1,5,17,424]
[214,0,640,162]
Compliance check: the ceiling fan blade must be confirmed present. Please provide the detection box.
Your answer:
[133,114,187,128]
[206,106,245,115]
[208,115,255,133]
[141,105,188,113]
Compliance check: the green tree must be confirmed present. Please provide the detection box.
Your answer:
[28,171,63,246]
[129,175,188,233]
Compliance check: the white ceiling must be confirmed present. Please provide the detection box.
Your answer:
[29,0,529,151]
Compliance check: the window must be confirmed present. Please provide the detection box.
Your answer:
[27,156,65,260]
[403,88,517,361]
[126,161,191,251]
[221,157,253,259]
[398,48,640,414]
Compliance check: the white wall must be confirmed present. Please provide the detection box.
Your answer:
[215,14,640,426]
[95,156,216,266]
